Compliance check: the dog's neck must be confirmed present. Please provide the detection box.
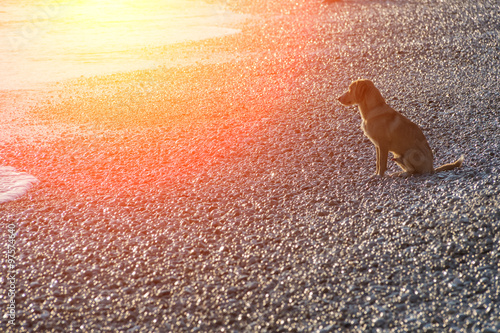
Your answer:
[357,94,386,121]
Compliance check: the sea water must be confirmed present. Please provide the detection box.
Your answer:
[0,0,245,90]
[0,0,245,203]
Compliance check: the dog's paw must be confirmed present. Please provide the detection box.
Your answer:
[390,171,411,178]
[369,174,383,179]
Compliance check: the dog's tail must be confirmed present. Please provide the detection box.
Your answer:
[434,155,464,173]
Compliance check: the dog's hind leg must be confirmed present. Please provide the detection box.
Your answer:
[405,148,433,174]
[392,155,407,171]
[391,152,419,177]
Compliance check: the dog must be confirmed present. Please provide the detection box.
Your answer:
[338,79,463,177]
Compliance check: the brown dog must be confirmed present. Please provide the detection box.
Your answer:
[338,79,463,177]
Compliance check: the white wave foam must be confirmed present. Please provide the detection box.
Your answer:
[0,166,38,204]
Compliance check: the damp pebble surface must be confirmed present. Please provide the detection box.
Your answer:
[1,0,499,332]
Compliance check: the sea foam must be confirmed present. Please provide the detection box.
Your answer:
[0,166,38,204]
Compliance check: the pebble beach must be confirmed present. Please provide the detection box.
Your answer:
[1,0,499,332]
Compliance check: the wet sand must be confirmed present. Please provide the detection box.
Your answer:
[1,0,499,332]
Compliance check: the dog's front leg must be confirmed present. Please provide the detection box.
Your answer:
[375,146,381,176]
[377,146,389,176]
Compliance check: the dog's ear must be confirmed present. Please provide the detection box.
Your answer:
[355,80,368,102]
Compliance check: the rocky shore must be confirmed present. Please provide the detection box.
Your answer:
[1,0,499,332]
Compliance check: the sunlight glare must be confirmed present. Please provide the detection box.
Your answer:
[0,0,241,89]
[55,0,213,55]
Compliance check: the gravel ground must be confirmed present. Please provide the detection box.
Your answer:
[1,0,499,332]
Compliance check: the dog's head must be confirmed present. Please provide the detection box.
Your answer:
[337,79,377,106]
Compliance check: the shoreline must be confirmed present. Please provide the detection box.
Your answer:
[0,0,302,145]
[0,0,259,204]
[1,0,500,332]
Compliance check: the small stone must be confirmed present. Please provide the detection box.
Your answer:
[319,324,335,333]
[423,323,434,332]
[409,294,420,303]
[483,328,497,333]
[39,311,50,320]
[373,318,386,328]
